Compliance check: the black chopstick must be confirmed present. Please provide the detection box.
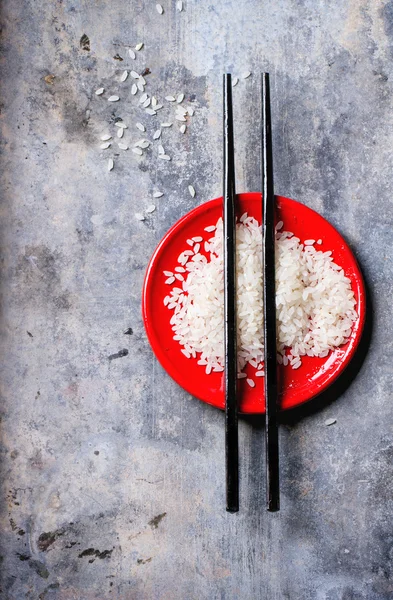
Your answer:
[223,73,239,513]
[262,72,280,512]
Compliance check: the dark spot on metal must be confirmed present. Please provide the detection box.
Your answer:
[17,529,25,536]
[78,548,113,560]
[35,391,40,400]
[148,512,167,529]
[64,541,77,548]
[54,293,71,310]
[94,450,99,455]
[372,70,388,82]
[124,328,133,335]
[10,450,19,459]
[113,53,123,61]
[80,34,90,51]
[27,331,33,338]
[141,67,151,76]
[98,549,113,559]
[78,548,96,558]
[76,227,93,244]
[29,559,50,579]
[137,557,152,565]
[9,518,17,531]
[108,349,129,361]
[16,553,30,561]
[44,74,55,85]
[38,529,65,552]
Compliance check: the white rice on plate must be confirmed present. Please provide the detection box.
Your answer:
[163,213,357,383]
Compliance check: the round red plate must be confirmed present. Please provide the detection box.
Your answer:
[142,193,366,414]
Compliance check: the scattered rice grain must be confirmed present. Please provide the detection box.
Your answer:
[134,139,150,148]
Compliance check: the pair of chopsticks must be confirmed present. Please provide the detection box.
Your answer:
[223,73,279,513]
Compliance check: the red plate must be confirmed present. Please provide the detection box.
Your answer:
[142,193,366,414]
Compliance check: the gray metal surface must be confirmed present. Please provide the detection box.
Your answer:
[0,1,392,598]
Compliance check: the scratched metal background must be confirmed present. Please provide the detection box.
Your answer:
[0,0,392,598]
